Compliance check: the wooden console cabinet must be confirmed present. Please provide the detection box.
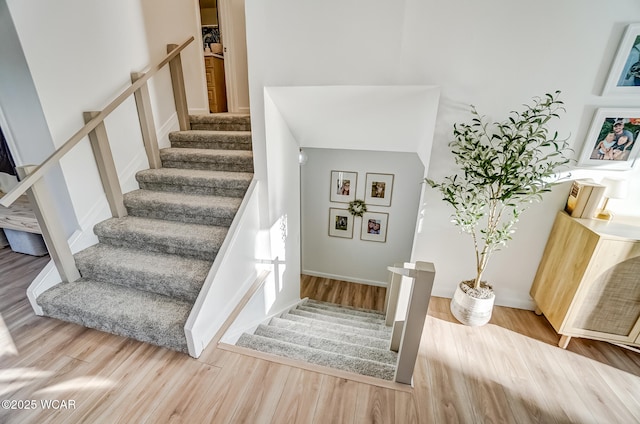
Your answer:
[204,55,227,113]
[530,211,640,348]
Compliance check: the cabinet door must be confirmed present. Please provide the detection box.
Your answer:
[567,240,640,343]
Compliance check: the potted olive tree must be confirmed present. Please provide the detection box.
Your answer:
[426,91,571,326]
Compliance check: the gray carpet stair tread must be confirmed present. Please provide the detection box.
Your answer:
[161,148,252,161]
[190,113,250,123]
[160,148,253,171]
[236,333,395,380]
[288,309,391,332]
[169,130,252,149]
[136,168,252,197]
[123,189,241,226]
[37,279,191,353]
[74,244,210,302]
[94,216,227,260]
[190,114,251,131]
[305,299,385,317]
[280,313,391,340]
[137,168,253,186]
[268,317,391,350]
[295,304,386,325]
[253,324,397,365]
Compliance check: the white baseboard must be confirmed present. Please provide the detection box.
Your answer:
[301,269,388,288]
[431,286,536,311]
[188,107,209,115]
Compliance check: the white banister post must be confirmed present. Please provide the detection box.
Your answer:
[167,44,191,131]
[394,261,435,385]
[385,262,403,324]
[16,166,81,283]
[83,111,127,218]
[131,72,161,169]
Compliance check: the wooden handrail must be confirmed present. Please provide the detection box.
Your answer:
[0,36,194,208]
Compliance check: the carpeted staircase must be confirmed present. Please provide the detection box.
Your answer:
[236,299,398,380]
[35,113,252,354]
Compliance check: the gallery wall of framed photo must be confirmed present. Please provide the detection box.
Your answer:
[301,148,424,286]
[580,23,640,171]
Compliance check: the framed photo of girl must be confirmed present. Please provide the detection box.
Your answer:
[364,173,394,206]
[360,211,388,243]
[602,23,640,96]
[330,170,357,203]
[578,108,640,170]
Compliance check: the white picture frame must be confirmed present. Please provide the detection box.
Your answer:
[360,211,388,243]
[364,173,394,207]
[602,24,640,96]
[578,108,640,170]
[328,208,353,238]
[329,170,357,203]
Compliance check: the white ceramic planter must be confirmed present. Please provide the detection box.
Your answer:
[450,283,495,326]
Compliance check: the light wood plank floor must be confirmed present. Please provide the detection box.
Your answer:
[1,252,639,423]
[300,274,387,311]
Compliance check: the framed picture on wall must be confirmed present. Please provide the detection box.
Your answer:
[201,25,220,51]
[364,173,394,206]
[328,208,354,238]
[361,212,388,243]
[330,170,357,203]
[602,24,640,96]
[578,108,640,170]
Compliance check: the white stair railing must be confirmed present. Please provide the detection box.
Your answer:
[385,261,435,385]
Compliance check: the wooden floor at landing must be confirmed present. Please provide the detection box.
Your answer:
[1,249,639,423]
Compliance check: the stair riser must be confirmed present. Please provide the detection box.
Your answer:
[269,317,390,350]
[288,309,391,332]
[189,123,251,132]
[282,313,391,340]
[253,325,397,365]
[138,182,248,198]
[37,281,191,353]
[161,160,254,173]
[96,234,218,261]
[170,140,252,150]
[304,300,385,318]
[76,261,201,303]
[236,334,395,380]
[296,305,386,324]
[40,306,189,353]
[125,197,236,227]
[125,206,235,227]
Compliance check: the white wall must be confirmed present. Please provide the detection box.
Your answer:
[262,89,301,307]
[302,148,424,285]
[246,0,640,309]
[0,0,77,237]
[5,0,208,233]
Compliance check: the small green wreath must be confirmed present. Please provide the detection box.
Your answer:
[348,199,367,217]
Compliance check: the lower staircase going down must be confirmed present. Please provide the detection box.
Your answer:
[35,113,252,354]
[236,299,398,380]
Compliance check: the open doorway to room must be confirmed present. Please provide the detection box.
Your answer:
[199,0,227,113]
[197,0,250,114]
